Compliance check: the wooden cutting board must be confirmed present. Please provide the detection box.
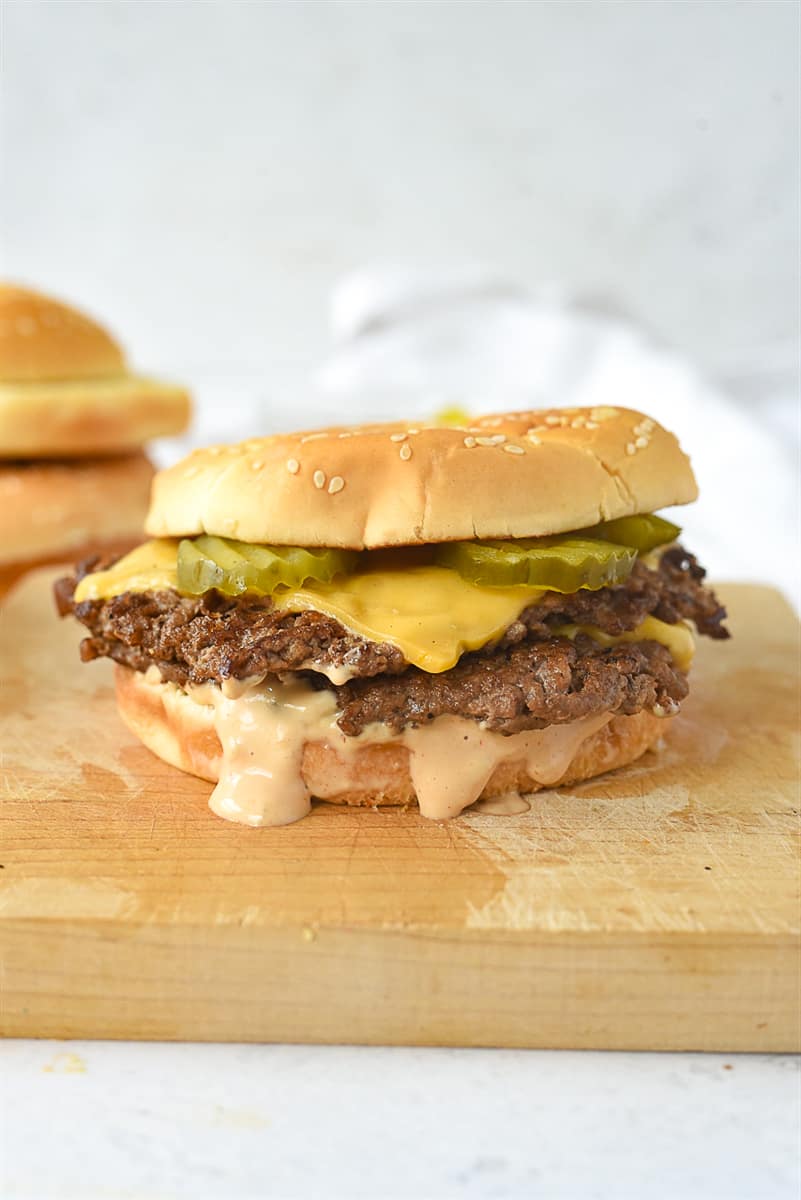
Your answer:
[1,571,798,1050]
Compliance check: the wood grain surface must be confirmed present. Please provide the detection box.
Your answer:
[0,571,798,1049]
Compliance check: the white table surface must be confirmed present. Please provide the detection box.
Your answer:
[1,1042,799,1199]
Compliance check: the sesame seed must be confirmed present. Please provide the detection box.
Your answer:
[286,458,300,474]
[635,436,649,449]
[544,415,560,426]
[390,432,408,442]
[251,460,264,471]
[338,432,352,438]
[642,418,655,432]
[313,470,326,489]
[503,443,525,455]
[399,443,412,461]
[490,434,507,444]
[585,421,600,430]
[407,428,420,435]
[463,436,477,448]
[626,443,637,455]
[302,432,327,443]
[527,434,541,445]
[475,436,498,447]
[328,475,345,494]
[570,416,586,428]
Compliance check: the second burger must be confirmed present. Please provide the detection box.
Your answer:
[0,282,190,591]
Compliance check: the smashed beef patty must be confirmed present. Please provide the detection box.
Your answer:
[56,547,729,696]
[55,546,727,694]
[333,636,688,735]
[55,546,725,735]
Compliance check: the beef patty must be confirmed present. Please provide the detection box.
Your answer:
[334,636,688,735]
[56,545,727,735]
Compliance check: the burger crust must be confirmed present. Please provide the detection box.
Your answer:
[0,453,154,565]
[0,283,190,455]
[145,407,697,549]
[115,664,669,810]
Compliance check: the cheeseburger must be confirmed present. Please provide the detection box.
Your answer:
[0,283,190,592]
[56,407,728,826]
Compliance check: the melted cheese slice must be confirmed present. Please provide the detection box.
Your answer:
[554,616,695,671]
[271,567,543,672]
[75,538,181,599]
[73,539,694,673]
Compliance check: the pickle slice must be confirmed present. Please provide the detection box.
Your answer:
[177,536,359,597]
[435,537,637,592]
[583,513,681,553]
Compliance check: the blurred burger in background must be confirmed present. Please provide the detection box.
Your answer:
[0,283,190,595]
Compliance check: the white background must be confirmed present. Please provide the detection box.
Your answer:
[1,3,799,1198]
[1,0,798,390]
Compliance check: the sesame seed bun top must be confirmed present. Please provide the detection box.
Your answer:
[145,406,698,549]
[0,283,125,382]
[0,283,191,457]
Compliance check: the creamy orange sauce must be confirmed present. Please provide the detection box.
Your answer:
[185,675,611,827]
[469,793,532,816]
[405,712,611,820]
[189,678,342,827]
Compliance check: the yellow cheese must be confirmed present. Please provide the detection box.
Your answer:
[272,567,544,673]
[553,616,695,671]
[73,540,694,674]
[74,539,179,601]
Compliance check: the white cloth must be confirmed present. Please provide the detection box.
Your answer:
[316,265,800,608]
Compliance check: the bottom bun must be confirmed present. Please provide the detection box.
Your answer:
[115,665,670,813]
[0,452,153,566]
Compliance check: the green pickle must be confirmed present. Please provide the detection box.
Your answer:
[175,512,680,598]
[435,537,637,592]
[435,513,679,593]
[177,536,358,597]
[582,513,681,553]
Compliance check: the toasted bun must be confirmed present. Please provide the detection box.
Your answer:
[0,376,192,457]
[0,453,153,565]
[0,283,191,455]
[145,407,697,549]
[0,282,125,381]
[115,665,669,811]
